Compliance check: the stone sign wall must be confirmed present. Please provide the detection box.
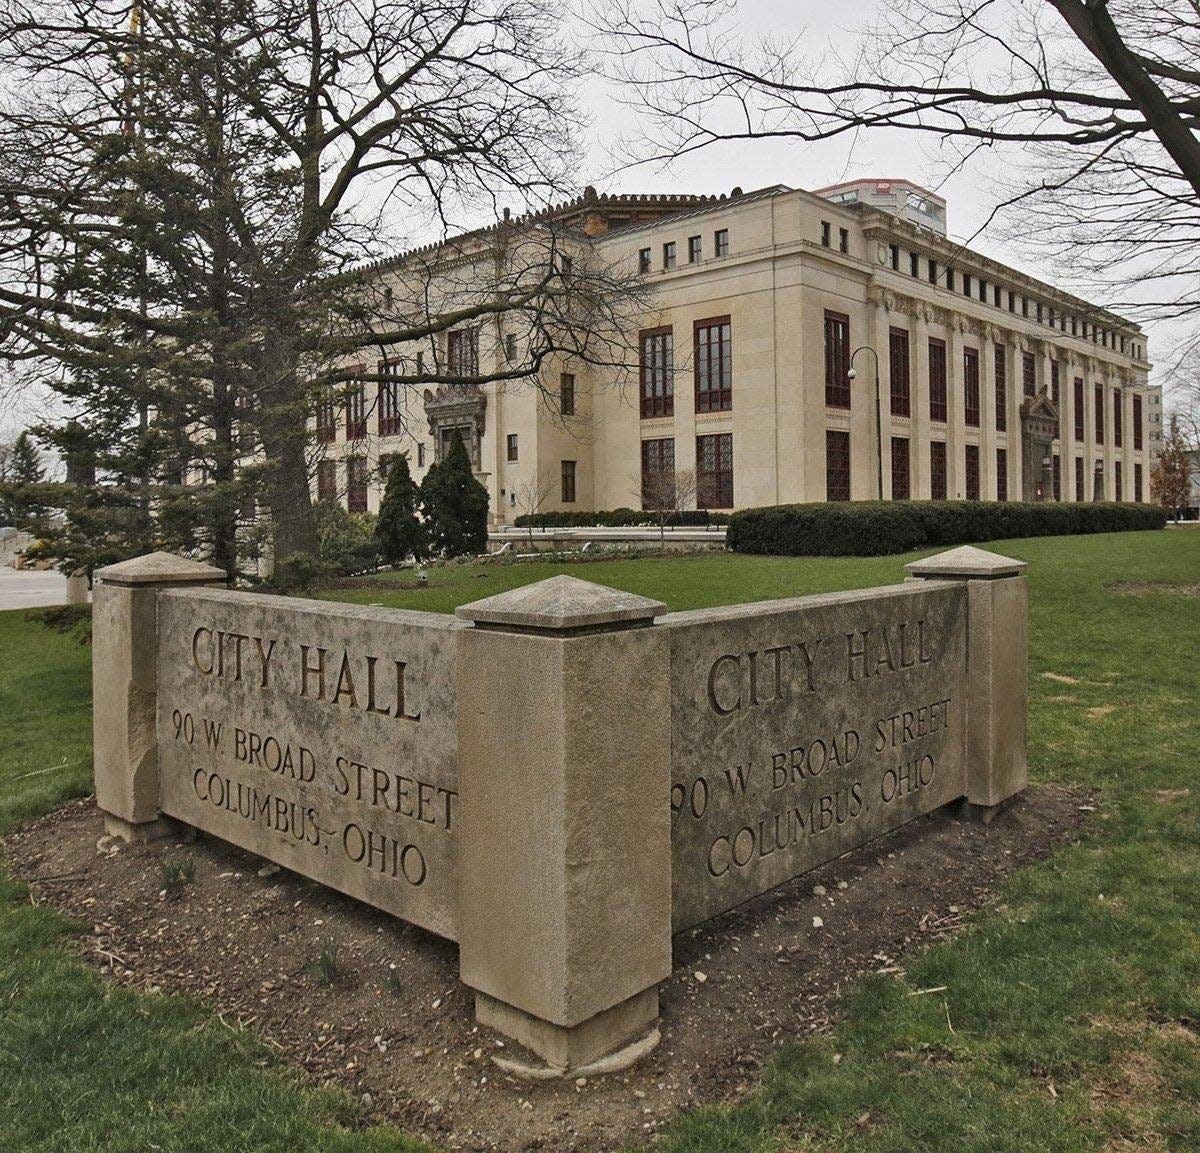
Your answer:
[663,583,968,930]
[156,588,467,940]
[91,546,1028,1076]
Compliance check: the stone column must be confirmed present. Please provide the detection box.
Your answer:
[1065,345,1084,499]
[947,319,967,498]
[65,572,89,604]
[912,306,932,498]
[905,546,1029,819]
[1007,335,1023,498]
[455,576,672,1075]
[92,551,227,842]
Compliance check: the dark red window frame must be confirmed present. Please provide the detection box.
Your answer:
[928,338,948,422]
[1094,382,1105,444]
[696,432,734,508]
[1074,378,1085,441]
[1023,352,1036,398]
[994,345,1007,432]
[826,430,851,502]
[996,448,1008,502]
[1133,394,1143,450]
[825,311,851,409]
[378,360,403,437]
[316,458,337,502]
[930,441,948,501]
[890,436,910,500]
[639,326,674,419]
[694,316,732,413]
[964,348,980,428]
[640,437,676,508]
[889,327,910,417]
[345,370,367,441]
[965,443,980,500]
[346,455,368,513]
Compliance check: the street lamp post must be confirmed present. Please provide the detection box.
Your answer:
[848,346,884,500]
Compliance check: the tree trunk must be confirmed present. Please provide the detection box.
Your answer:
[258,364,319,564]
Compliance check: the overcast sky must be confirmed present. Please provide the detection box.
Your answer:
[0,0,1183,443]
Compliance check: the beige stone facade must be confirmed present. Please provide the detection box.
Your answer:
[314,182,1159,522]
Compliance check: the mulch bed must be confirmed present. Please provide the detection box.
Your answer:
[3,787,1087,1152]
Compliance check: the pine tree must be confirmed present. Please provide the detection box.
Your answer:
[9,432,43,485]
[375,454,426,564]
[1,430,47,529]
[420,432,489,557]
[1151,416,1194,520]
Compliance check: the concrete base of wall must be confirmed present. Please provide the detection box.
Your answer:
[475,987,659,1073]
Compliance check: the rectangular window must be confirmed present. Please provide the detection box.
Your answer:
[1053,454,1061,501]
[890,436,910,500]
[1094,383,1105,444]
[1075,457,1084,501]
[688,235,702,263]
[1008,291,1015,313]
[928,259,938,285]
[826,430,851,502]
[638,248,651,273]
[316,388,337,444]
[889,328,911,416]
[1050,359,1060,405]
[979,279,987,302]
[838,227,849,254]
[945,267,955,293]
[993,284,1001,307]
[561,459,576,503]
[1036,302,1044,324]
[1115,459,1123,500]
[640,437,675,507]
[964,348,980,427]
[1135,462,1143,502]
[378,361,403,437]
[694,317,732,412]
[347,456,368,513]
[1133,394,1143,449]
[663,241,676,269]
[1113,390,1123,447]
[345,377,367,441]
[1074,378,1085,440]
[996,448,1008,502]
[447,328,478,376]
[994,345,1007,431]
[1023,352,1036,398]
[930,441,947,501]
[1022,297,1029,318]
[824,311,851,409]
[714,229,729,257]
[928,338,948,422]
[821,221,831,247]
[696,433,734,508]
[417,442,425,468]
[317,459,337,502]
[889,244,900,271]
[963,273,972,297]
[965,444,980,500]
[506,433,518,462]
[640,327,674,418]
[504,333,518,362]
[910,252,920,277]
[560,373,575,416]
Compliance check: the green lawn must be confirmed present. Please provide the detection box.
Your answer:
[2,529,1199,1151]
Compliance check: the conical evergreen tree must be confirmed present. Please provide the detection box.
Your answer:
[375,453,426,563]
[9,432,43,484]
[420,431,488,557]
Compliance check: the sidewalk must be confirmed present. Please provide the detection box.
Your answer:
[0,567,73,610]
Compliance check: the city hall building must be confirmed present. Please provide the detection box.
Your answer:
[313,178,1162,522]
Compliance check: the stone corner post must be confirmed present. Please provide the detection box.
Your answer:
[92,551,227,842]
[905,546,1029,818]
[454,575,672,1074]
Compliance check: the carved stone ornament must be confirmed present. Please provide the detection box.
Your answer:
[423,383,487,467]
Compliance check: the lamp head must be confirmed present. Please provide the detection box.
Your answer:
[847,368,858,382]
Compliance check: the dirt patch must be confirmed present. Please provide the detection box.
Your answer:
[1041,672,1081,685]
[4,788,1086,1152]
[1108,580,1200,598]
[1087,706,1117,720]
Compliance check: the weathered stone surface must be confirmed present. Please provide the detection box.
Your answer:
[662,582,969,930]
[96,551,227,586]
[456,600,672,1048]
[455,574,665,631]
[156,588,467,940]
[904,545,1027,580]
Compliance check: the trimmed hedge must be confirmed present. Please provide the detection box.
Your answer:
[726,500,1167,557]
[514,508,730,529]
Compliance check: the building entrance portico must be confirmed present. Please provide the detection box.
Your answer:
[1020,393,1060,500]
